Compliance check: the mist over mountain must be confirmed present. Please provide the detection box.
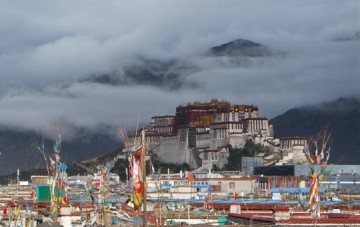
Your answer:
[90,58,198,90]
[270,97,360,164]
[86,38,274,90]
[0,1,357,164]
[0,38,275,175]
[0,38,356,175]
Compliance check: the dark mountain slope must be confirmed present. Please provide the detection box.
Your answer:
[270,97,360,164]
[0,128,121,175]
[91,58,198,90]
[210,38,272,57]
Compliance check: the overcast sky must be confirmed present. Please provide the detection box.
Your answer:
[0,0,359,138]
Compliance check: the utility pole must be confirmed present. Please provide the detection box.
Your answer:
[17,169,20,192]
[142,129,147,227]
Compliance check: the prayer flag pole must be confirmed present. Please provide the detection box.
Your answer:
[142,129,147,227]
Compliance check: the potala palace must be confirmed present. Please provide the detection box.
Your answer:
[127,99,308,171]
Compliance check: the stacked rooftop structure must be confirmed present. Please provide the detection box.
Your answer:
[126,99,308,171]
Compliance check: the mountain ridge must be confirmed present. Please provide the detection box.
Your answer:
[270,96,360,164]
[209,38,272,57]
[87,38,274,89]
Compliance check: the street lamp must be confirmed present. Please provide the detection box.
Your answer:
[352,170,357,191]
[337,170,343,190]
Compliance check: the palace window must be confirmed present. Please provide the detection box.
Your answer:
[229,182,235,189]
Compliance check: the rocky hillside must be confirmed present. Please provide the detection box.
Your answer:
[270,97,360,164]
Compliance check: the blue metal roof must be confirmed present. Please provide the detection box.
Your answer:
[270,187,327,194]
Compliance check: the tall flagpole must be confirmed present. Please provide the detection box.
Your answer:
[142,129,147,227]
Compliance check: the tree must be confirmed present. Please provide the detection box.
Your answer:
[303,127,332,218]
[223,140,268,171]
[304,127,332,166]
